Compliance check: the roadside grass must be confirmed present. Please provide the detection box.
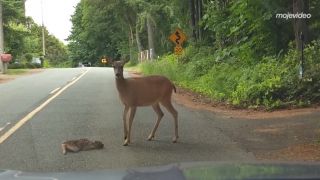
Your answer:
[136,42,320,110]
[6,69,29,75]
[125,63,142,73]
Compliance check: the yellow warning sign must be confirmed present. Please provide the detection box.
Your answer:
[169,28,186,46]
[174,45,183,55]
[101,58,107,64]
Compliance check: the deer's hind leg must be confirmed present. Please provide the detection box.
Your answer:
[148,103,164,141]
[161,99,178,143]
[62,144,67,155]
[62,143,80,154]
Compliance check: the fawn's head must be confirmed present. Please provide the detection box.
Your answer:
[112,60,128,79]
[93,141,104,149]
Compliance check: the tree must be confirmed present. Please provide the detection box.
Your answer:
[2,0,25,57]
[0,0,69,68]
[293,0,309,50]
[68,0,187,64]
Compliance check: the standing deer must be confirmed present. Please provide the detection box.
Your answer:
[111,60,178,146]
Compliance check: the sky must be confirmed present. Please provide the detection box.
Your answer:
[25,0,80,44]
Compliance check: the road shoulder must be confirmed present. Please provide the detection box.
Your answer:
[0,69,44,84]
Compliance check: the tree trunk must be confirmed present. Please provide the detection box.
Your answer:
[135,23,143,53]
[189,0,197,41]
[146,15,155,60]
[23,0,26,14]
[194,0,199,40]
[293,0,309,51]
[128,24,134,61]
[197,0,203,41]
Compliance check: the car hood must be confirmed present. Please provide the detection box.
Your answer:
[1,162,320,180]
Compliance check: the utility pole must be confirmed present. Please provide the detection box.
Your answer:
[0,0,5,74]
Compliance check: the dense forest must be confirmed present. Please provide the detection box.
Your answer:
[2,0,69,68]
[68,0,320,109]
[69,0,320,63]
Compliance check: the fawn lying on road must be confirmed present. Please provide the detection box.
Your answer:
[61,139,104,154]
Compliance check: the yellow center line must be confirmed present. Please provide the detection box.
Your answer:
[0,68,90,144]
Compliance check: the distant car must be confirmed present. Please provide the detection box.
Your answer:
[79,62,91,67]
[31,57,41,65]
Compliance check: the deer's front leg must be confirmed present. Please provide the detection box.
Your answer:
[123,106,129,141]
[124,106,136,146]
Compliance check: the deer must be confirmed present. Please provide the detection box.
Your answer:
[61,139,104,155]
[111,60,178,146]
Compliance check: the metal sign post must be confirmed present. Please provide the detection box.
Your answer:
[299,32,304,79]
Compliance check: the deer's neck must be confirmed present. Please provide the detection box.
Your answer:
[115,77,128,94]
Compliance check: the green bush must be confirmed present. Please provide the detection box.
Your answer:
[141,55,182,82]
[54,60,73,68]
[283,40,320,104]
[8,63,26,69]
[231,59,286,108]
[25,63,38,69]
[8,63,41,69]
[43,60,52,68]
[24,53,33,63]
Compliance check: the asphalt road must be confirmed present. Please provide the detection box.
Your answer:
[0,67,255,172]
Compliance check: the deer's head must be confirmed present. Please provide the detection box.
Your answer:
[111,60,128,79]
[93,141,104,149]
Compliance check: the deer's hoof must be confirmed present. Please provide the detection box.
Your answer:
[147,134,154,141]
[172,137,178,143]
[123,139,130,146]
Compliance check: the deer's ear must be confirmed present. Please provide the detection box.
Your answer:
[109,59,114,66]
[123,59,130,64]
[120,60,128,65]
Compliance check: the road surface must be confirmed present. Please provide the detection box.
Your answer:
[0,67,268,172]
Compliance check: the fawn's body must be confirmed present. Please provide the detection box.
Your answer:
[61,139,104,154]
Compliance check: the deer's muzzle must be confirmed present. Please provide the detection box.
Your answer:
[116,73,121,78]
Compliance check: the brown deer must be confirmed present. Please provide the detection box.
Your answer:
[111,60,178,146]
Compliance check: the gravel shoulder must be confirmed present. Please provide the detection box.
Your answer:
[0,69,44,84]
